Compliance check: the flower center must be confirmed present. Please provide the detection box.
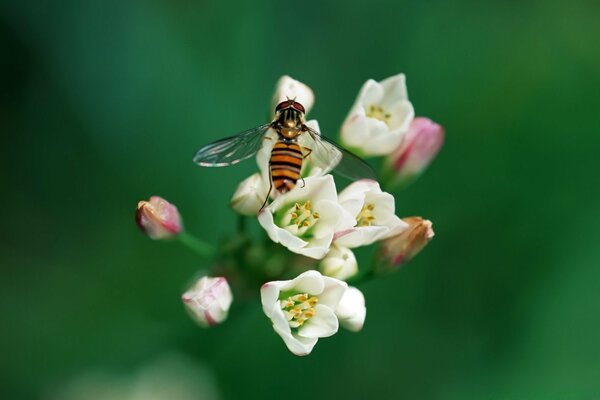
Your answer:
[366,105,391,125]
[281,200,320,237]
[356,203,376,226]
[280,293,318,328]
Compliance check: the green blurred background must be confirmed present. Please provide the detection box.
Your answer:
[2,0,600,399]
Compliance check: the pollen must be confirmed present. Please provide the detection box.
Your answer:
[280,293,318,329]
[285,200,320,236]
[357,203,376,226]
[366,104,392,125]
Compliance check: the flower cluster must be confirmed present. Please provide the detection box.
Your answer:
[135,75,442,356]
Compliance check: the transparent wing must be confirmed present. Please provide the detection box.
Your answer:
[193,124,272,167]
[304,126,377,181]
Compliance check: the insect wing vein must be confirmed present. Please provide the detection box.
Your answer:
[304,126,376,181]
[193,124,271,167]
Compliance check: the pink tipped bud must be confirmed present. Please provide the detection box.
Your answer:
[378,217,434,270]
[135,196,182,240]
[387,117,444,187]
[182,276,233,327]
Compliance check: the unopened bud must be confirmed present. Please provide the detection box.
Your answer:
[230,173,269,216]
[135,196,182,239]
[319,245,358,280]
[386,117,444,188]
[335,286,366,332]
[378,217,434,270]
[182,276,233,327]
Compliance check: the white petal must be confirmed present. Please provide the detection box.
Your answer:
[334,225,388,248]
[319,275,348,308]
[280,270,325,295]
[297,304,339,338]
[338,179,379,217]
[336,286,367,332]
[312,199,355,238]
[380,73,409,104]
[273,324,318,356]
[257,209,308,249]
[358,79,385,106]
[261,281,286,317]
[387,100,414,131]
[269,175,338,210]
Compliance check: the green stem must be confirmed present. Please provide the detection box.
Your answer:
[178,231,216,259]
[237,215,247,233]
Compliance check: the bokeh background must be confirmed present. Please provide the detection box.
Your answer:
[2,1,600,399]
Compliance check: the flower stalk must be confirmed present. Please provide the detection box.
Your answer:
[178,231,216,259]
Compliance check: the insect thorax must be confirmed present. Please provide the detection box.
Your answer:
[275,108,303,139]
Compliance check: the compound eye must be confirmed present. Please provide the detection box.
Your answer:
[275,101,290,112]
[292,102,305,114]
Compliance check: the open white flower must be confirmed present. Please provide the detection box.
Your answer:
[182,277,233,327]
[319,244,358,280]
[271,75,315,117]
[258,175,356,259]
[335,180,407,248]
[261,270,347,356]
[335,286,366,332]
[341,73,414,156]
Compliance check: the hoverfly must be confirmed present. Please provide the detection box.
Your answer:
[193,99,375,209]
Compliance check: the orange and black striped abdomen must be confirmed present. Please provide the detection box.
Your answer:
[270,141,303,193]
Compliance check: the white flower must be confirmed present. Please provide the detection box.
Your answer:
[335,286,366,332]
[230,173,269,216]
[271,75,315,117]
[258,175,356,259]
[319,245,358,280]
[341,73,415,156]
[182,276,233,327]
[261,270,347,356]
[335,180,407,248]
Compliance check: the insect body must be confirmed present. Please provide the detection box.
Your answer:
[269,140,304,193]
[193,99,374,207]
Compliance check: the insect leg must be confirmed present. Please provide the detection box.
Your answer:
[302,146,313,159]
[260,166,273,211]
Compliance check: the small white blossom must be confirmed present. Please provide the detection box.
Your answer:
[271,75,315,117]
[341,73,414,156]
[261,270,347,356]
[335,180,407,248]
[258,175,356,259]
[335,286,367,332]
[182,276,233,327]
[319,245,358,280]
[230,173,269,216]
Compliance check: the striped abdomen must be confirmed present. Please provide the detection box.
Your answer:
[270,140,303,193]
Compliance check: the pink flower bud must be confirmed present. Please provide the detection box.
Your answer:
[386,117,444,187]
[377,217,434,270]
[182,277,233,327]
[135,196,182,239]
